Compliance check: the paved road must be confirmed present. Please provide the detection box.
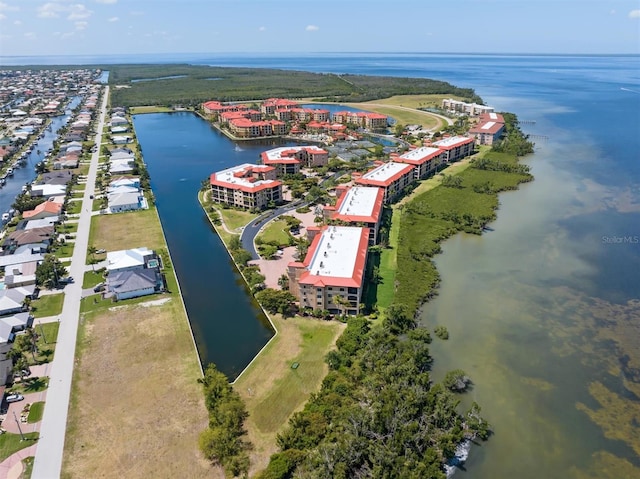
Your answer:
[240,200,304,259]
[31,86,109,479]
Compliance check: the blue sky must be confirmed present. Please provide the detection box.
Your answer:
[0,0,639,57]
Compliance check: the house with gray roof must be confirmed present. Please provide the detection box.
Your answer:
[107,269,163,301]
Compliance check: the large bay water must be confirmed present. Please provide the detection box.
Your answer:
[118,54,640,477]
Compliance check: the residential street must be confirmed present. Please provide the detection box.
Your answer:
[30,86,109,479]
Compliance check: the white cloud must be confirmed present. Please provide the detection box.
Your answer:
[75,20,87,30]
[258,26,266,32]
[0,2,19,14]
[24,31,36,39]
[130,10,144,16]
[13,19,20,25]
[629,9,640,19]
[0,14,5,20]
[38,2,93,20]
[95,0,117,3]
[305,25,319,32]
[108,16,118,22]
[68,4,92,20]
[38,2,64,18]
[61,31,75,39]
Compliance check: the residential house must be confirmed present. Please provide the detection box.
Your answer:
[0,312,34,386]
[22,200,63,220]
[107,189,146,214]
[107,269,164,301]
[29,184,67,199]
[2,226,54,254]
[106,247,157,273]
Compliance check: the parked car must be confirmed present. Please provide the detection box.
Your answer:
[5,393,24,403]
[59,276,74,284]
[95,248,106,254]
[93,282,105,293]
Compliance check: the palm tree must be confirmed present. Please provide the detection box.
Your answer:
[88,245,97,264]
[13,356,30,381]
[277,274,289,291]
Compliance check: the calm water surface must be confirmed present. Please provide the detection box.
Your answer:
[132,113,280,379]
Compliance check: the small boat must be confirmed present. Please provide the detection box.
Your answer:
[6,168,14,176]
[1,213,9,223]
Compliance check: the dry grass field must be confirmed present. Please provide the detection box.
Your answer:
[63,208,218,478]
[234,315,345,476]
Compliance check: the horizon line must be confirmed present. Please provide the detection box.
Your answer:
[1,51,639,59]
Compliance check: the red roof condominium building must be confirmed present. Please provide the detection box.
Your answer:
[323,186,385,245]
[468,112,506,145]
[209,163,282,210]
[354,161,415,203]
[260,146,329,176]
[288,225,369,316]
[228,118,286,138]
[261,98,299,116]
[431,136,475,163]
[393,146,447,180]
[332,111,389,130]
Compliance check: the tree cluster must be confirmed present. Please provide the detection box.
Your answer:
[260,309,490,478]
[198,364,252,477]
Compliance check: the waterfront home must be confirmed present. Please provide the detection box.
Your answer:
[109,150,135,162]
[2,226,54,255]
[107,269,164,301]
[209,163,282,210]
[22,200,63,220]
[288,225,369,316]
[323,186,385,245]
[41,170,74,185]
[0,312,34,386]
[53,156,80,170]
[106,247,157,273]
[111,135,133,145]
[110,115,128,126]
[109,177,141,190]
[110,126,129,134]
[228,118,286,138]
[353,161,415,203]
[21,216,60,230]
[430,136,475,162]
[109,158,135,175]
[107,189,146,214]
[393,146,447,180]
[468,112,506,146]
[260,146,329,176]
[29,184,67,199]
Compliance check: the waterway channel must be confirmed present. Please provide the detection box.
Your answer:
[0,96,82,215]
[132,112,293,379]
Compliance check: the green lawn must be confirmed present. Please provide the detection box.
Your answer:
[64,201,81,215]
[21,457,34,479]
[82,270,105,289]
[58,222,78,234]
[31,294,64,318]
[130,106,175,114]
[218,207,259,231]
[257,219,291,246]
[11,377,49,395]
[376,210,400,312]
[52,241,75,259]
[27,402,45,423]
[0,432,39,462]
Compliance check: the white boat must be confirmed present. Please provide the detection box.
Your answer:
[1,213,9,223]
[6,168,13,176]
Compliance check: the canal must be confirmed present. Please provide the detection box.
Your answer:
[132,112,292,379]
[0,96,82,215]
